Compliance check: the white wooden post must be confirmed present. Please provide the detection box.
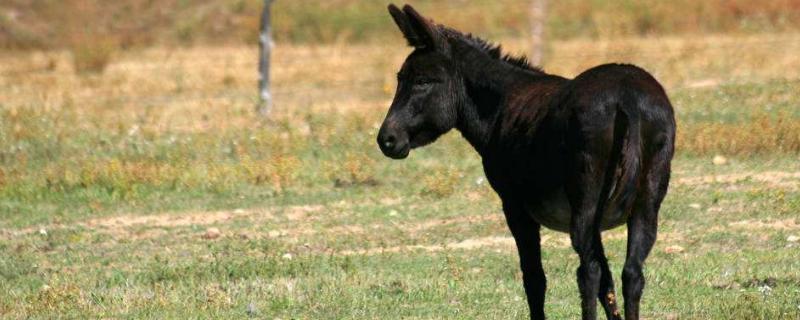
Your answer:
[257,0,274,116]
[529,0,547,66]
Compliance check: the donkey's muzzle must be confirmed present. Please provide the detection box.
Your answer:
[377,124,410,159]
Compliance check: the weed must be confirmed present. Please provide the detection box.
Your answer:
[421,167,462,199]
[242,155,300,192]
[330,152,379,188]
[26,283,88,317]
[70,37,116,75]
[201,283,234,309]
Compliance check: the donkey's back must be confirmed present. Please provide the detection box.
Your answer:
[565,63,674,128]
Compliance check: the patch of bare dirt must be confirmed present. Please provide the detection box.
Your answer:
[685,79,720,89]
[263,214,503,242]
[84,208,263,230]
[379,197,403,206]
[674,171,800,189]
[400,214,502,233]
[282,205,324,221]
[335,230,683,256]
[4,204,504,244]
[537,233,571,248]
[728,218,799,230]
[5,206,285,240]
[338,236,517,256]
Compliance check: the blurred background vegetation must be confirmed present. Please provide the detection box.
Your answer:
[2,0,800,49]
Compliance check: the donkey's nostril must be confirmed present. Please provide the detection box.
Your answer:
[377,129,408,159]
[382,135,397,148]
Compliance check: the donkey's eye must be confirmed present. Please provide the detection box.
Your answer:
[414,78,435,86]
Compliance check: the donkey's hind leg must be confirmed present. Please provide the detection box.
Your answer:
[566,151,614,320]
[622,141,671,320]
[596,239,622,320]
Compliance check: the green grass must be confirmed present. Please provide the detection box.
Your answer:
[1,105,800,318]
[2,156,800,318]
[672,79,800,124]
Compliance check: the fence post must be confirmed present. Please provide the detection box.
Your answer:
[529,0,547,66]
[257,0,274,116]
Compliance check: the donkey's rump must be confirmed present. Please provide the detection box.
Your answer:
[552,63,673,232]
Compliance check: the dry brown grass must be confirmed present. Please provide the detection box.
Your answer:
[4,33,799,124]
[1,33,799,201]
[679,112,800,155]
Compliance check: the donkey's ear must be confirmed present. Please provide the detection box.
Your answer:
[401,4,446,51]
[388,4,422,47]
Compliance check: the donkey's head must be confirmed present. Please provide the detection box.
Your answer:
[377,4,462,159]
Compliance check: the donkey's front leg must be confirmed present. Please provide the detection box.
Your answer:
[502,200,546,320]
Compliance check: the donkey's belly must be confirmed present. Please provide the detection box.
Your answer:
[524,189,628,233]
[525,190,572,233]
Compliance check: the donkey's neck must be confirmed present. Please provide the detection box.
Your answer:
[451,40,541,155]
[455,77,504,153]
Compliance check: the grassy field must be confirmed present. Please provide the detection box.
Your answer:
[1,31,800,318]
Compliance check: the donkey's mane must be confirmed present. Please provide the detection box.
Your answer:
[440,26,544,74]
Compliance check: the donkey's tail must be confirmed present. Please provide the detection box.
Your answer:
[605,106,642,219]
